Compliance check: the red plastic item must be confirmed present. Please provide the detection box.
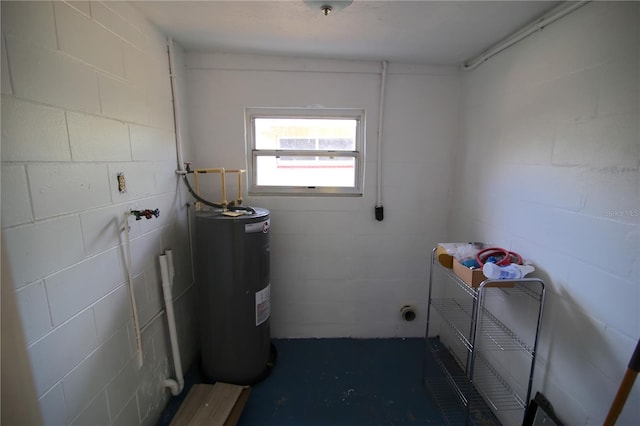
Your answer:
[476,247,523,267]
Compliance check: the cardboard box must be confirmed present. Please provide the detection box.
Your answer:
[452,258,514,288]
[436,242,487,269]
[436,244,454,268]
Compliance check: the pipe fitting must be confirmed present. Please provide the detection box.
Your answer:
[129,209,159,221]
[400,305,416,322]
[164,378,181,396]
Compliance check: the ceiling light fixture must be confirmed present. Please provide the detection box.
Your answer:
[304,0,353,16]
[321,4,332,16]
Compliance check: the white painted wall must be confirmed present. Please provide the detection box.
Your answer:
[450,2,639,424]
[186,53,461,338]
[4,2,636,425]
[1,2,197,425]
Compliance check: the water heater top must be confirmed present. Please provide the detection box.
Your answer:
[195,207,269,222]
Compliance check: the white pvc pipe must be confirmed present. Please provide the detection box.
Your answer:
[186,203,195,286]
[123,212,144,368]
[139,283,193,334]
[462,1,589,71]
[168,37,186,174]
[160,252,184,396]
[376,60,388,208]
[166,37,188,396]
[165,249,175,286]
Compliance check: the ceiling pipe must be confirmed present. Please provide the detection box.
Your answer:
[462,1,590,71]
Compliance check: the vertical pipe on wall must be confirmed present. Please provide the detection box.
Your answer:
[165,37,189,395]
[123,213,144,368]
[160,252,184,396]
[165,249,175,285]
[168,37,186,173]
[375,60,388,221]
[187,203,195,286]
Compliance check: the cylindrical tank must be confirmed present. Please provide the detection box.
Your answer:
[194,207,271,385]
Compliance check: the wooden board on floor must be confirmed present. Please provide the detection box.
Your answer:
[169,383,251,426]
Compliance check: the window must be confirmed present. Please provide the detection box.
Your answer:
[245,108,365,196]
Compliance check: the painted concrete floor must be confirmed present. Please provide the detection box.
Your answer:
[158,338,449,425]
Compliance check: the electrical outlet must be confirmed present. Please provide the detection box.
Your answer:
[117,173,126,193]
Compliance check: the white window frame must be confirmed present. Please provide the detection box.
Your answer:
[245,107,365,196]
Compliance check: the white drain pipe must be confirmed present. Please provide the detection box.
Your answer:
[123,212,144,369]
[165,36,187,396]
[160,250,184,395]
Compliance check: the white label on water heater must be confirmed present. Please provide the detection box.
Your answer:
[245,219,270,234]
[255,283,271,326]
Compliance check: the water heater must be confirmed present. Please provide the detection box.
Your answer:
[194,207,271,385]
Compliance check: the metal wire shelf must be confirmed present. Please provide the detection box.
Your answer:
[431,298,474,352]
[472,353,527,412]
[477,308,533,354]
[432,297,533,355]
[435,261,544,303]
[438,264,479,300]
[424,338,501,426]
[511,282,544,302]
[425,247,546,426]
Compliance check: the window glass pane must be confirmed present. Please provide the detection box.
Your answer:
[279,138,315,161]
[318,138,352,150]
[317,138,354,160]
[254,118,356,150]
[279,138,315,150]
[247,108,364,195]
[256,155,356,187]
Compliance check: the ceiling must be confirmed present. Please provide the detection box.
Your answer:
[132,0,560,65]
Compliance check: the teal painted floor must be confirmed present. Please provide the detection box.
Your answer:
[158,338,455,425]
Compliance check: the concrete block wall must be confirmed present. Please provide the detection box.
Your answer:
[4,2,637,425]
[1,2,197,425]
[185,53,461,338]
[450,2,639,424]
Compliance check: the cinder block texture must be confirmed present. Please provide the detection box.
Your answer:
[1,2,195,425]
[44,248,126,326]
[4,215,85,287]
[450,2,639,425]
[1,164,33,227]
[28,163,112,219]
[67,112,131,161]
[54,2,124,77]
[7,36,100,113]
[1,96,71,161]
